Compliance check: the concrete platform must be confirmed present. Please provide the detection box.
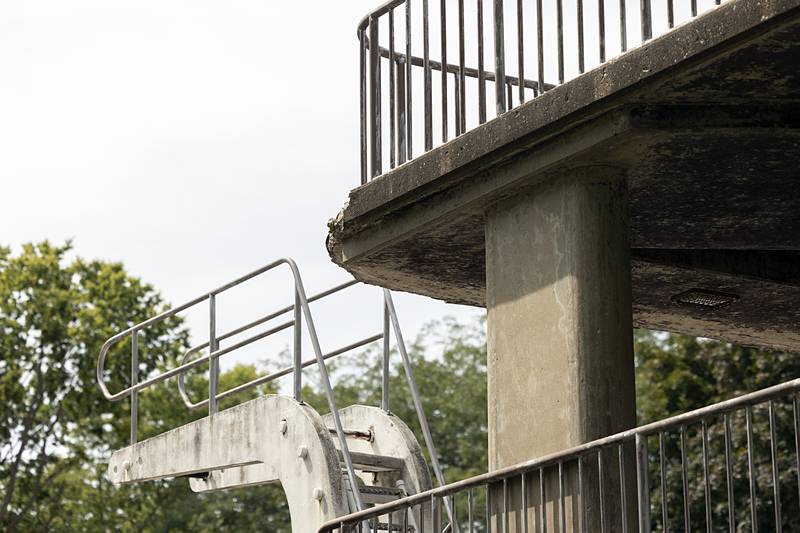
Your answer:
[327,0,800,352]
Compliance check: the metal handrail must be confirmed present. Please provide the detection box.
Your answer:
[96,258,368,512]
[172,286,456,527]
[96,258,457,521]
[319,376,800,531]
[175,279,360,409]
[358,0,728,183]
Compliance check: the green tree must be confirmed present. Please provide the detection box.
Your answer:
[3,241,797,531]
[0,242,291,532]
[635,330,800,532]
[0,242,189,531]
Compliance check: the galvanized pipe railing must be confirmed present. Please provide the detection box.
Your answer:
[96,259,454,521]
[320,376,800,532]
[96,258,369,511]
[359,0,726,183]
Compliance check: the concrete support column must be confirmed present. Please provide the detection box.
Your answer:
[485,166,637,531]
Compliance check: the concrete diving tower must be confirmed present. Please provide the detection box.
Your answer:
[328,0,800,528]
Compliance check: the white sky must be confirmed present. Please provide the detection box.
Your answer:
[0,1,719,380]
[0,1,483,375]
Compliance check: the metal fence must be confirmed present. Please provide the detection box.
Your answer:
[95,258,449,515]
[359,0,726,183]
[319,377,800,532]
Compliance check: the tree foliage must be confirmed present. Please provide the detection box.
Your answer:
[2,242,796,531]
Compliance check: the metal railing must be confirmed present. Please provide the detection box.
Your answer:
[359,0,726,183]
[319,376,800,532]
[96,258,450,517]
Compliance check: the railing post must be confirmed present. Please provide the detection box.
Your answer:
[640,0,652,41]
[294,288,302,401]
[635,433,650,533]
[360,28,368,184]
[397,57,407,165]
[382,299,390,411]
[369,15,382,178]
[130,330,138,445]
[208,293,219,415]
[493,0,506,115]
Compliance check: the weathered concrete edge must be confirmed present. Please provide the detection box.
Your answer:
[332,110,638,266]
[335,0,800,230]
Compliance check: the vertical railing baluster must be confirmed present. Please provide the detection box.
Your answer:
[516,0,525,104]
[577,0,585,73]
[423,0,433,150]
[369,15,382,177]
[382,299,390,411]
[598,451,606,533]
[493,0,506,114]
[556,0,564,83]
[702,420,712,532]
[599,0,606,62]
[691,0,698,17]
[536,0,544,94]
[293,289,302,401]
[769,401,782,532]
[619,444,628,533]
[454,72,461,136]
[458,0,466,133]
[398,57,407,165]
[667,0,674,28]
[746,406,758,533]
[725,413,736,533]
[680,425,690,532]
[360,29,368,184]
[559,461,566,533]
[406,0,413,160]
[578,457,587,533]
[389,9,396,170]
[540,467,547,533]
[636,434,650,533]
[468,488,474,533]
[794,395,800,514]
[522,471,529,533]
[440,0,448,143]
[640,0,652,41]
[487,483,493,533]
[130,330,138,444]
[659,431,668,532]
[503,477,509,533]
[507,81,513,109]
[619,0,627,52]
[477,0,487,123]
[209,294,219,415]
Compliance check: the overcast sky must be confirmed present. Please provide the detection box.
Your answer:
[0,1,718,384]
[0,1,483,377]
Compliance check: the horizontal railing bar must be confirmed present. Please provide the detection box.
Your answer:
[105,319,295,401]
[357,0,406,32]
[183,333,385,409]
[184,279,360,353]
[99,275,360,402]
[376,46,552,92]
[102,259,292,346]
[319,376,800,529]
